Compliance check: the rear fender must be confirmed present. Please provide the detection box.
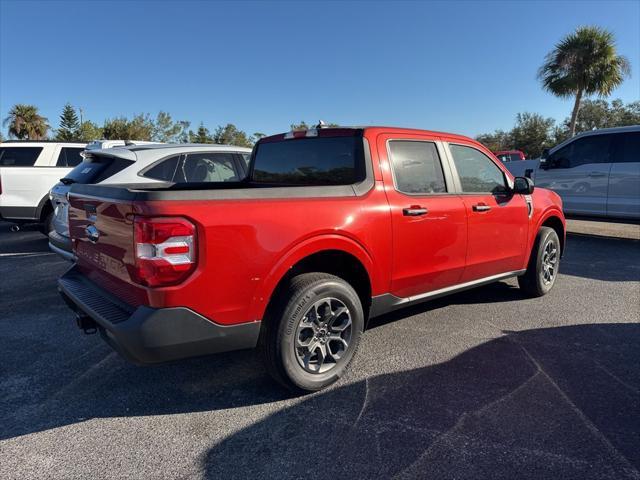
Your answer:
[248,234,377,321]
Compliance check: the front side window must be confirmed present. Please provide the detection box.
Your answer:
[549,135,612,168]
[175,153,239,183]
[388,140,446,194]
[56,147,85,167]
[0,147,43,166]
[449,144,507,194]
[252,136,364,185]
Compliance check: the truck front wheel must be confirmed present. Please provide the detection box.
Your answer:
[260,272,364,392]
[518,226,560,297]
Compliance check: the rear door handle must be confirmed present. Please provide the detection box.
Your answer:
[473,204,491,212]
[403,207,428,216]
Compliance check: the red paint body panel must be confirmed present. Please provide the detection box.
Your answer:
[67,126,565,327]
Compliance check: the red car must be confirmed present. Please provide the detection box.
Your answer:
[59,126,565,392]
[494,150,526,162]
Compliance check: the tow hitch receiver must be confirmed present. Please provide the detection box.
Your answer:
[76,313,97,334]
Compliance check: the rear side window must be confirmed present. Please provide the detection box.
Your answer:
[614,132,640,163]
[56,147,85,167]
[252,136,364,185]
[388,141,447,194]
[175,153,239,183]
[449,144,507,194]
[62,156,134,184]
[0,147,43,166]
[143,155,180,181]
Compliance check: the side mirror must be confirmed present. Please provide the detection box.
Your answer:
[513,176,534,195]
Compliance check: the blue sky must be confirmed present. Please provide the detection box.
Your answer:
[1,0,638,138]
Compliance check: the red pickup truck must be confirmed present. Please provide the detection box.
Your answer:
[58,126,565,392]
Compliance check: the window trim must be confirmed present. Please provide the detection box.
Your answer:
[385,138,451,196]
[445,142,512,195]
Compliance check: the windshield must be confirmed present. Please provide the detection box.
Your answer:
[252,135,365,186]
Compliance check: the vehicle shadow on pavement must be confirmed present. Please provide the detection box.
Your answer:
[0,222,50,254]
[201,323,640,480]
[561,234,640,282]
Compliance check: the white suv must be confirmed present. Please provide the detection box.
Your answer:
[0,141,87,233]
[49,143,252,260]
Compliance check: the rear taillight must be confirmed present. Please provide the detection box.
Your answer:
[133,216,197,287]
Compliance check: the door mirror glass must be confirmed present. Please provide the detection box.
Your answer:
[513,176,534,195]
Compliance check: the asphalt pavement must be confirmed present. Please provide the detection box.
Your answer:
[0,221,638,479]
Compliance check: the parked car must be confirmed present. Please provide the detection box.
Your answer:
[49,144,252,260]
[504,125,640,220]
[58,126,565,392]
[494,150,526,162]
[0,140,87,233]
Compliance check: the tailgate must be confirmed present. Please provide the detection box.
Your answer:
[68,186,146,306]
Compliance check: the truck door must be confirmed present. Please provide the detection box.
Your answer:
[607,131,640,220]
[444,142,529,282]
[378,134,467,299]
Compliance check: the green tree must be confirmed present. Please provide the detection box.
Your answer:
[290,121,339,131]
[55,103,80,141]
[77,120,103,142]
[213,123,253,147]
[152,111,190,143]
[290,121,310,131]
[475,129,513,152]
[253,132,266,141]
[3,104,49,140]
[563,98,640,133]
[102,114,153,141]
[538,26,631,137]
[510,112,556,158]
[188,124,214,143]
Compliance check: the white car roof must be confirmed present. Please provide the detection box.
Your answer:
[86,143,252,163]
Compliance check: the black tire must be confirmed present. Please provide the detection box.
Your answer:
[259,272,364,392]
[39,211,54,236]
[518,226,560,297]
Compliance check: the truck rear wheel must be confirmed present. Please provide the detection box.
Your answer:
[260,272,364,392]
[518,226,560,297]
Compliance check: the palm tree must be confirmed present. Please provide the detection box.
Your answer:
[3,104,50,140]
[538,26,631,137]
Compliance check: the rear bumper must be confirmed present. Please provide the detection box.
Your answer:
[57,267,261,364]
[49,230,75,261]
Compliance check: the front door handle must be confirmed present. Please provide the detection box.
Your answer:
[473,204,491,212]
[403,206,428,216]
[588,171,606,177]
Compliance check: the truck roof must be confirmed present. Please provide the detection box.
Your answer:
[85,143,253,162]
[260,126,479,144]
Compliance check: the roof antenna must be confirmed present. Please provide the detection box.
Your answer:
[124,140,134,146]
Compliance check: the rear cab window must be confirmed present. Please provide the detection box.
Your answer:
[251,133,365,185]
[0,146,43,166]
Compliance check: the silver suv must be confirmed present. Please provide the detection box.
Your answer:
[538,125,639,220]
